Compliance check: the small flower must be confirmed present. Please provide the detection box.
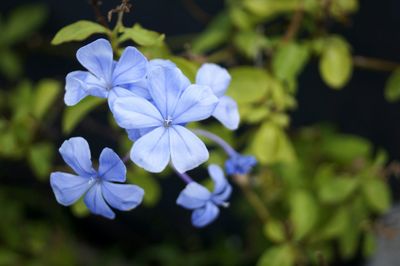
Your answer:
[64,38,148,106]
[50,137,144,219]
[112,65,219,173]
[196,63,240,130]
[225,153,257,175]
[176,165,232,227]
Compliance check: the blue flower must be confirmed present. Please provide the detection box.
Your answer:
[50,137,144,219]
[196,63,240,130]
[112,65,219,173]
[64,38,148,106]
[225,153,257,175]
[176,165,232,227]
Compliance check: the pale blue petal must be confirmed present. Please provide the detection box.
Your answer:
[172,84,219,124]
[196,63,231,97]
[64,71,89,106]
[148,66,190,118]
[124,79,151,99]
[107,86,137,112]
[131,127,170,173]
[208,164,228,194]
[84,183,115,219]
[112,47,148,85]
[169,125,209,173]
[102,182,144,211]
[149,59,176,69]
[127,127,156,141]
[176,182,211,209]
[112,97,163,129]
[213,96,240,130]
[212,185,232,206]
[76,39,114,84]
[191,202,220,228]
[50,172,91,206]
[59,137,96,177]
[98,148,126,182]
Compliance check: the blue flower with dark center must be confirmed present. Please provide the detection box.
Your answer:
[64,38,148,106]
[225,153,257,175]
[111,65,219,173]
[50,137,144,219]
[176,165,232,227]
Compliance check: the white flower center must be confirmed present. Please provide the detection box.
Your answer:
[163,117,173,128]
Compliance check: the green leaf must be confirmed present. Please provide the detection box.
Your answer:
[234,31,270,59]
[263,219,286,242]
[0,49,22,79]
[71,197,89,217]
[128,167,161,207]
[51,20,109,45]
[321,134,371,163]
[62,97,105,134]
[318,207,351,239]
[28,143,54,180]
[319,37,353,89]
[318,177,359,204]
[384,68,400,102]
[120,24,164,46]
[169,56,199,82]
[192,12,232,53]
[2,4,47,45]
[32,79,61,119]
[362,178,390,213]
[290,190,318,240]
[252,123,296,164]
[272,42,310,81]
[257,245,295,266]
[227,67,270,104]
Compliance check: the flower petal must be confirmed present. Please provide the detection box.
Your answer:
[126,127,156,141]
[102,182,144,211]
[212,96,240,130]
[191,202,220,228]
[131,127,170,173]
[196,63,231,97]
[124,79,151,99]
[84,183,115,219]
[107,86,138,112]
[169,125,209,173]
[64,71,89,106]
[98,148,126,182]
[112,46,148,85]
[176,182,211,210]
[172,84,219,124]
[59,137,96,177]
[208,165,228,195]
[76,39,114,83]
[148,66,190,118]
[112,96,163,129]
[149,59,176,69]
[50,172,91,206]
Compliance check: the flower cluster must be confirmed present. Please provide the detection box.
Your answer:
[50,39,256,227]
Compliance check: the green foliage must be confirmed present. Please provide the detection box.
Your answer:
[384,67,400,102]
[257,245,295,266]
[51,20,110,45]
[119,23,165,46]
[290,190,318,240]
[128,167,161,207]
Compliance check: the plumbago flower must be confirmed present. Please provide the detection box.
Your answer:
[50,137,144,219]
[177,165,232,227]
[64,38,148,106]
[225,153,257,176]
[196,63,240,130]
[112,65,219,173]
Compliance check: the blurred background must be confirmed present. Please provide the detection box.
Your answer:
[1,0,400,265]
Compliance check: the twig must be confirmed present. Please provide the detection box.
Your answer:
[353,56,400,72]
[89,0,109,28]
[108,0,132,23]
[181,0,211,24]
[283,2,304,42]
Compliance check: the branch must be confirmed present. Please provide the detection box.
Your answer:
[353,56,400,72]
[181,0,211,24]
[89,0,109,28]
[283,3,304,42]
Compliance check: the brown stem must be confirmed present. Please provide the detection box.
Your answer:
[181,0,211,24]
[316,251,329,266]
[89,0,109,28]
[283,2,304,42]
[353,56,400,72]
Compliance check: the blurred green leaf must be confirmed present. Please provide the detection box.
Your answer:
[0,49,22,79]
[32,79,61,119]
[120,24,165,46]
[51,20,109,45]
[228,67,270,104]
[319,37,353,89]
[264,219,286,242]
[169,56,199,82]
[272,42,310,82]
[2,4,47,45]
[234,31,270,59]
[318,177,358,204]
[192,12,232,53]
[290,190,318,240]
[28,142,54,180]
[321,134,371,163]
[71,197,89,217]
[62,97,105,134]
[384,68,400,102]
[128,168,161,207]
[318,207,350,240]
[257,245,295,266]
[362,178,390,213]
[363,232,375,257]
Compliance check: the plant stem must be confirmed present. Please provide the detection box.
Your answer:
[283,2,304,42]
[89,0,109,28]
[353,56,400,72]
[172,167,194,184]
[192,129,237,157]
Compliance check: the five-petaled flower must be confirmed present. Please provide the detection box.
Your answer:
[196,63,240,130]
[176,165,232,227]
[64,38,148,106]
[50,137,144,219]
[225,153,257,175]
[112,65,219,173]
